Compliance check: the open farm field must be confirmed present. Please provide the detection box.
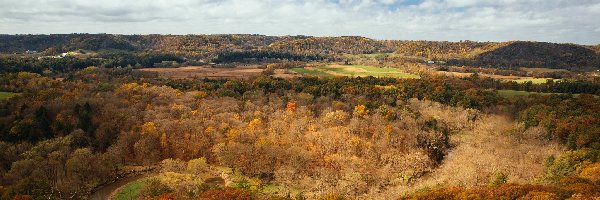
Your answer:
[520,67,569,73]
[511,78,555,84]
[437,71,560,84]
[139,66,266,79]
[290,64,420,78]
[497,90,554,96]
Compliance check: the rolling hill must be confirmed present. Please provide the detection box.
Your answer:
[471,41,600,71]
[1,34,599,70]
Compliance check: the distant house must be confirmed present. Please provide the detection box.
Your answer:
[25,50,38,54]
[426,60,435,64]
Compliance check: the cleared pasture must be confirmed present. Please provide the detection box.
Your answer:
[497,90,553,96]
[510,78,555,84]
[520,67,568,73]
[437,71,560,84]
[288,67,335,78]
[139,66,265,79]
[290,64,420,78]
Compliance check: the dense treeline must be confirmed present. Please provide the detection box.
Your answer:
[0,53,184,73]
[0,34,142,53]
[462,74,600,95]
[97,52,185,68]
[157,75,500,110]
[438,65,582,79]
[212,50,324,63]
[517,95,600,149]
[0,57,99,74]
[501,79,600,95]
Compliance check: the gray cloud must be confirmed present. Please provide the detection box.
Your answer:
[0,0,598,44]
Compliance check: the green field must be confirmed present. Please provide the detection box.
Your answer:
[115,180,145,200]
[520,67,568,73]
[0,92,18,100]
[498,90,598,98]
[288,67,335,78]
[510,78,558,84]
[290,65,420,79]
[497,90,553,96]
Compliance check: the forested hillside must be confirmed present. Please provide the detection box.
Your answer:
[0,34,143,53]
[268,36,396,55]
[392,40,499,60]
[470,42,600,70]
[2,35,599,70]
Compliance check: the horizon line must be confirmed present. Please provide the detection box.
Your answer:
[1,33,597,46]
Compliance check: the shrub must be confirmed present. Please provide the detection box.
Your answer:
[522,191,558,200]
[187,157,209,175]
[545,150,600,182]
[11,195,33,200]
[141,178,174,198]
[401,184,565,200]
[199,187,252,200]
[157,192,176,200]
[319,193,348,200]
[400,187,464,200]
[353,104,369,118]
[558,176,599,196]
[489,171,508,187]
[578,162,600,182]
[160,158,187,173]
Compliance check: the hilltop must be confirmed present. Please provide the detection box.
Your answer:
[470,41,600,71]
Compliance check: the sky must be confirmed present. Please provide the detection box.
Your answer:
[1,0,599,44]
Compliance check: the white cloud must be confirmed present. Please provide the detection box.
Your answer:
[0,0,598,44]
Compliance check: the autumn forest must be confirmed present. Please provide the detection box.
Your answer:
[0,34,599,200]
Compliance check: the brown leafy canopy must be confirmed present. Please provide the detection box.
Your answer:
[0,69,496,199]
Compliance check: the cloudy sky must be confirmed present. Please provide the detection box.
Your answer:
[1,0,599,44]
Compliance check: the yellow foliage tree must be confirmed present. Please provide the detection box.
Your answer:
[141,122,157,135]
[248,118,262,130]
[353,104,369,118]
[194,91,207,99]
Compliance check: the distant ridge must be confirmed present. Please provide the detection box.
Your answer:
[1,34,598,70]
